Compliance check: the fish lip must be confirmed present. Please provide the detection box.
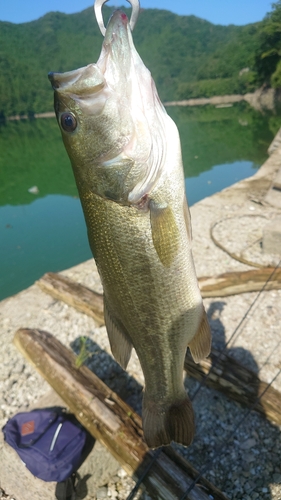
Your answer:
[48,66,87,90]
[98,10,131,62]
[48,64,106,104]
[105,9,129,36]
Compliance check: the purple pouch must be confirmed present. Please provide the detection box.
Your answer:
[2,409,88,482]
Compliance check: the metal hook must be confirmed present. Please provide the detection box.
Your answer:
[94,0,140,36]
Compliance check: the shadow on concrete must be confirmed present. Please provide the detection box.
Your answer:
[68,307,281,499]
[181,300,281,499]
[70,337,143,416]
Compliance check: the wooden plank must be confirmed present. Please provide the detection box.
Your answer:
[13,328,228,500]
[37,268,281,313]
[37,272,104,325]
[36,271,281,426]
[198,268,281,297]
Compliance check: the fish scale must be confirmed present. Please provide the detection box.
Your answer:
[83,192,187,382]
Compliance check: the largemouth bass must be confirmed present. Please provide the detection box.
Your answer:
[49,9,211,448]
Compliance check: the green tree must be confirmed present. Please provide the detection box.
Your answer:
[0,5,274,115]
[254,1,281,86]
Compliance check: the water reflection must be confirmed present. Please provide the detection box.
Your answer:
[0,196,91,300]
[185,160,257,206]
[167,103,274,178]
[1,104,280,300]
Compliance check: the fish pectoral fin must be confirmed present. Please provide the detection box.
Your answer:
[188,308,212,363]
[104,298,132,369]
[150,200,180,267]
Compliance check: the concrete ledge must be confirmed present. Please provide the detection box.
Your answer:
[263,216,281,256]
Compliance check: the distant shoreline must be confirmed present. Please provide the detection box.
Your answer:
[164,87,281,111]
[4,87,280,121]
[164,94,247,107]
[6,112,56,121]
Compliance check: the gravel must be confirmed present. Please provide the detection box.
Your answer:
[1,148,281,499]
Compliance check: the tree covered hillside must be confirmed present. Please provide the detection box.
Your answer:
[254,0,281,88]
[0,3,280,116]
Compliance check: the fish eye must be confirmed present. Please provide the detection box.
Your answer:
[60,112,77,132]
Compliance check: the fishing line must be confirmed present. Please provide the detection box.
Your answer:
[190,260,281,403]
[225,293,266,349]
[179,365,281,500]
[222,260,280,350]
[125,448,162,500]
[258,338,281,373]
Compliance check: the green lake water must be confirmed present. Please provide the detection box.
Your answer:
[0,103,279,300]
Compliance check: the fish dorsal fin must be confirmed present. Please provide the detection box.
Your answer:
[188,308,212,363]
[150,200,180,267]
[104,298,132,370]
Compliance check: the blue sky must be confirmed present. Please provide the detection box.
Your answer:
[0,0,274,26]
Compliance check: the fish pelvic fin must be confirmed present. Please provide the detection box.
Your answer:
[142,393,195,448]
[104,297,132,369]
[150,200,180,267]
[188,308,212,363]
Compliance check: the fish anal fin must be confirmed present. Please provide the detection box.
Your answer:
[142,393,195,448]
[188,308,211,363]
[104,298,132,369]
[150,200,179,267]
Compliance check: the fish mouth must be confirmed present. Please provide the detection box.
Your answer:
[48,63,105,96]
[105,9,130,37]
[97,10,136,89]
[48,67,84,90]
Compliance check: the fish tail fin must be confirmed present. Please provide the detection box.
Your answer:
[142,393,195,448]
[188,307,211,363]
